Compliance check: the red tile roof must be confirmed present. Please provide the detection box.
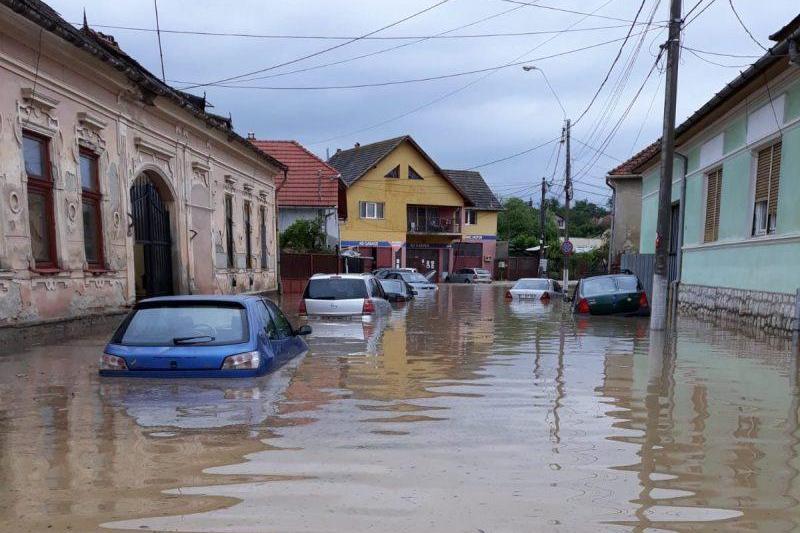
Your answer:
[608,141,660,176]
[251,140,341,207]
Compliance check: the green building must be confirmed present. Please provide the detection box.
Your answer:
[608,16,800,334]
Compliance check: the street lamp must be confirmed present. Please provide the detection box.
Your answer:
[522,65,566,119]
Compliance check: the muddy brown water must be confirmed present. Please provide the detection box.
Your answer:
[0,285,799,532]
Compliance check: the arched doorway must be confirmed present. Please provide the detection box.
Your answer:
[130,173,174,299]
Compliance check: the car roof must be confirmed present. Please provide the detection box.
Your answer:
[137,294,263,305]
[310,273,372,279]
[581,273,636,280]
[515,277,551,282]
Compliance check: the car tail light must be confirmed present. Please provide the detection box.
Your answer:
[576,298,590,314]
[221,351,260,370]
[505,290,513,299]
[540,291,550,301]
[298,298,307,315]
[639,291,649,308]
[100,353,128,370]
[362,298,375,314]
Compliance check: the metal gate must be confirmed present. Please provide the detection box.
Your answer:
[130,177,173,298]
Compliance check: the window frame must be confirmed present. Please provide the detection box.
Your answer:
[750,139,782,238]
[408,165,424,180]
[384,165,400,179]
[243,200,253,269]
[359,201,385,220]
[23,130,58,270]
[225,194,235,268]
[79,148,105,269]
[465,209,478,225]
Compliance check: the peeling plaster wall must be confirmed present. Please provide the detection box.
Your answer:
[0,10,279,327]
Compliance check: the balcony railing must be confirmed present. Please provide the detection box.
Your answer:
[407,207,461,234]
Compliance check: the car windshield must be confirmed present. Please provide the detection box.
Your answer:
[400,272,429,283]
[514,279,549,290]
[305,278,367,300]
[581,277,619,297]
[379,279,405,294]
[117,304,248,346]
[614,275,639,292]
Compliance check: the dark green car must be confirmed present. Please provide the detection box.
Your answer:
[572,274,650,316]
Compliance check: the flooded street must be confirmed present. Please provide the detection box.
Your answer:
[1,284,799,532]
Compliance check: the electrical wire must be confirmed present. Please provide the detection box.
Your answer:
[466,137,561,170]
[727,0,768,52]
[180,0,452,90]
[683,0,718,28]
[499,0,666,24]
[683,46,751,68]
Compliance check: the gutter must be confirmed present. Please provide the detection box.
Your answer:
[274,169,289,294]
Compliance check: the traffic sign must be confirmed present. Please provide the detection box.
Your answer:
[561,240,574,255]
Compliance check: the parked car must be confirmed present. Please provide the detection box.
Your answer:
[505,278,562,301]
[381,270,438,292]
[300,273,392,317]
[446,268,492,284]
[100,295,310,378]
[571,274,650,316]
[373,267,417,279]
[378,279,416,302]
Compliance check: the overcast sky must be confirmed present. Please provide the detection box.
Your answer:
[48,0,798,203]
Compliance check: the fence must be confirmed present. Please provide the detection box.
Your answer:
[280,252,365,293]
[620,253,677,300]
[495,256,540,281]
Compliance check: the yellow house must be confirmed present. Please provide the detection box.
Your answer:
[327,136,501,280]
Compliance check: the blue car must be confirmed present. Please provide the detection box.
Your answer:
[100,295,311,378]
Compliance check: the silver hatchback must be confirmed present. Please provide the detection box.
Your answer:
[447,268,492,284]
[300,274,392,318]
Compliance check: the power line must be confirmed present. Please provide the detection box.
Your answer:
[153,0,165,82]
[180,0,452,90]
[683,0,718,28]
[466,137,561,170]
[680,45,760,58]
[727,0,768,52]
[683,46,751,68]
[177,28,663,90]
[500,0,666,24]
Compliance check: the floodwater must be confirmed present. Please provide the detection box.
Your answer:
[1,285,799,532]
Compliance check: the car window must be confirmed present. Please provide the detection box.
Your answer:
[614,275,640,292]
[379,279,403,294]
[369,278,383,298]
[476,269,490,275]
[117,303,248,346]
[400,272,429,283]
[305,278,368,300]
[514,279,549,290]
[581,277,618,297]
[265,301,294,339]
[260,301,278,340]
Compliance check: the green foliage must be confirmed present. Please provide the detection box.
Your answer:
[569,199,610,238]
[279,217,330,253]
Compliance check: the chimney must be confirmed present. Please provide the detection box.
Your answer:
[246,132,255,140]
[354,142,360,149]
[336,148,342,154]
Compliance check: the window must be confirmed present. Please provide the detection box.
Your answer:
[752,141,781,236]
[259,205,269,269]
[704,168,722,243]
[225,194,234,268]
[303,278,368,300]
[115,303,249,346]
[265,300,294,339]
[243,200,253,269]
[23,132,57,269]
[359,201,384,219]
[465,210,478,225]
[408,166,423,180]
[384,165,400,179]
[79,150,104,268]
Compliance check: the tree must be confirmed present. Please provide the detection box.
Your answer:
[279,216,329,253]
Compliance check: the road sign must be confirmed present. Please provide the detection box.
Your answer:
[561,240,574,255]
[540,258,548,271]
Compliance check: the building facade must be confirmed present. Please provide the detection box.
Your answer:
[609,16,800,333]
[327,136,500,281]
[251,139,343,248]
[0,0,285,328]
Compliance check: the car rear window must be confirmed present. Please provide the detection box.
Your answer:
[476,269,490,275]
[305,278,367,300]
[379,279,404,293]
[401,272,429,283]
[514,279,549,290]
[614,275,640,292]
[581,277,618,297]
[115,303,248,346]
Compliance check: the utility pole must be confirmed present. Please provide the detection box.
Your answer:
[539,176,546,276]
[563,118,572,296]
[651,0,683,331]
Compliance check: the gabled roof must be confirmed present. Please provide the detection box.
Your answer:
[1,0,285,172]
[252,140,340,207]
[609,14,800,177]
[441,170,502,211]
[326,135,473,205]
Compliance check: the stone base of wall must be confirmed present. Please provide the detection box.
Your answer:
[678,283,798,335]
[0,311,129,355]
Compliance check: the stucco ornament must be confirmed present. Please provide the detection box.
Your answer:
[8,191,21,214]
[67,201,78,222]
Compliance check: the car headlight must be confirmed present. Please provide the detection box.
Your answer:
[221,350,260,370]
[100,353,128,370]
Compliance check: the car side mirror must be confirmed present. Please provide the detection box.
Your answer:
[294,324,312,336]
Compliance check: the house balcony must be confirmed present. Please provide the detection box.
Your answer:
[407,205,461,235]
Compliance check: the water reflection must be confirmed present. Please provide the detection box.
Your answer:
[1,286,799,531]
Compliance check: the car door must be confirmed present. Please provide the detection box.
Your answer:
[265,300,306,360]
[612,276,642,314]
[253,300,276,367]
[369,278,392,314]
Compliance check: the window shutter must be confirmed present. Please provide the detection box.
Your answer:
[754,145,771,203]
[768,141,781,216]
[377,203,384,219]
[704,168,722,242]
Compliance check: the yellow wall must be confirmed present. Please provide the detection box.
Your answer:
[341,140,465,243]
[463,210,497,238]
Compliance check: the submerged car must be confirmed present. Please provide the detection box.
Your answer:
[447,268,492,284]
[378,278,416,302]
[571,274,650,316]
[100,295,311,378]
[373,267,417,279]
[381,270,438,292]
[300,273,392,317]
[505,278,562,301]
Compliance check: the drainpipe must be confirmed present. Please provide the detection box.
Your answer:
[274,168,288,295]
[670,152,689,320]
